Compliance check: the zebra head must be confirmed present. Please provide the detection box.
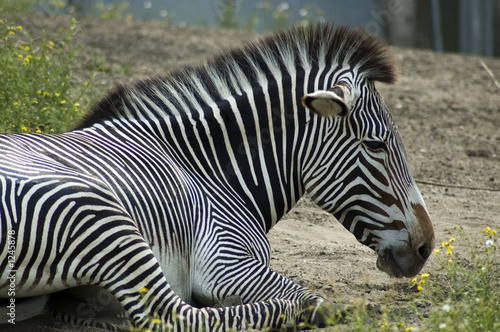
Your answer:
[302,74,434,279]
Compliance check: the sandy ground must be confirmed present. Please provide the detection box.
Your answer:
[1,13,500,332]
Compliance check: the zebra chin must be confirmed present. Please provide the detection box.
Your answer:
[375,246,426,278]
[375,204,435,278]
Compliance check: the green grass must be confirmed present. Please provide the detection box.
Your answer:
[335,225,500,332]
[0,17,99,133]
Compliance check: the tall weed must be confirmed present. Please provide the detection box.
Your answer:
[0,17,98,133]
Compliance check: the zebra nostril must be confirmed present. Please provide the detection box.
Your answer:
[417,242,433,261]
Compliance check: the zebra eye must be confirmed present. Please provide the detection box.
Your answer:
[364,140,387,152]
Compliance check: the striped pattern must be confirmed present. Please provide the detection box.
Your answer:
[0,23,433,331]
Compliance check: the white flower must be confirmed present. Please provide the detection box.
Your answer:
[441,303,451,312]
[160,10,168,18]
[439,323,447,329]
[485,239,494,246]
[299,8,308,17]
[144,1,152,9]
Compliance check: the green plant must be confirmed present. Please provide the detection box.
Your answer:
[419,226,499,331]
[0,0,36,14]
[332,225,500,332]
[0,17,99,133]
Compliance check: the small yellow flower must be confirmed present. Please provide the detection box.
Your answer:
[60,100,66,104]
[21,126,27,132]
[139,287,148,293]
[447,245,454,251]
[484,227,491,234]
[0,19,4,24]
[55,93,60,97]
[448,259,453,263]
[8,31,15,35]
[492,229,497,235]
[449,237,455,242]
[48,41,55,49]
[151,318,162,324]
[420,273,430,278]
[411,278,417,284]
[406,327,414,331]
[17,25,22,30]
[417,285,423,291]
[74,103,80,107]
[37,90,42,95]
[442,241,449,247]
[434,249,440,254]
[446,250,453,255]
[18,54,24,59]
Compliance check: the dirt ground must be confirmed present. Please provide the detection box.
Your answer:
[2,13,500,332]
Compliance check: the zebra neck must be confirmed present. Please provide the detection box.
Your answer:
[148,86,308,233]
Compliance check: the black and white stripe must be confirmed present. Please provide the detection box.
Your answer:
[1,23,433,330]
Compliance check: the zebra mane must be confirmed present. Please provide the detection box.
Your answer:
[75,23,397,129]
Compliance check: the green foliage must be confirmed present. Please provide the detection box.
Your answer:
[0,0,36,14]
[338,225,500,332]
[420,226,499,331]
[0,17,99,133]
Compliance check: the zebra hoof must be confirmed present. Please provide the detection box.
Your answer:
[300,300,346,328]
[214,295,243,308]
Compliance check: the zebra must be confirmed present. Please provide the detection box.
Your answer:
[0,23,435,331]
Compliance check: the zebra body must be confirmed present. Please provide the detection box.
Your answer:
[0,24,434,330]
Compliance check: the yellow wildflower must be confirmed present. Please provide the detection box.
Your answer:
[421,273,430,278]
[449,237,455,242]
[151,318,162,324]
[433,249,440,254]
[411,278,417,284]
[447,245,454,251]
[492,229,497,235]
[484,227,491,234]
[48,41,55,49]
[139,287,148,293]
[36,129,42,134]
[417,285,423,291]
[74,103,80,107]
[55,93,60,97]
[60,100,66,104]
[17,25,22,30]
[442,241,449,247]
[21,126,27,132]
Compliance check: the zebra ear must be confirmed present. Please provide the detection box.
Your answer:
[301,88,349,117]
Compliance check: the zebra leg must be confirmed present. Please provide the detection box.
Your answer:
[193,256,343,328]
